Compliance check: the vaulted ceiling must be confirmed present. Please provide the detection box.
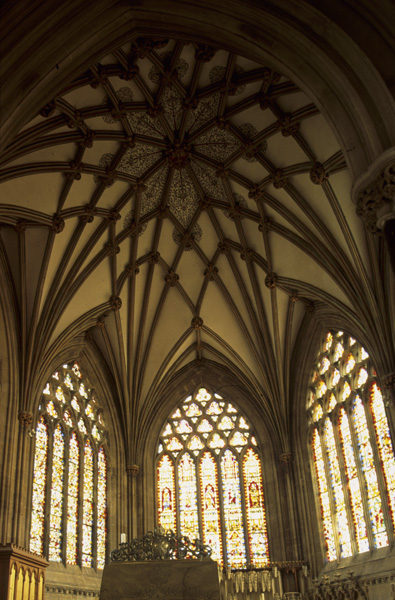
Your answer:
[0,33,392,459]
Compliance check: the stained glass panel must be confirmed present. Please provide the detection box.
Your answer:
[66,432,79,564]
[352,396,388,547]
[339,408,369,552]
[178,453,199,541]
[157,455,177,532]
[312,429,337,561]
[370,383,395,529]
[200,452,222,563]
[324,419,352,557]
[243,448,269,566]
[97,447,107,569]
[82,440,94,566]
[221,450,246,567]
[49,424,65,561]
[30,417,48,555]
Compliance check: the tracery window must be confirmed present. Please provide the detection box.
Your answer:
[156,386,269,568]
[30,363,107,569]
[308,331,395,561]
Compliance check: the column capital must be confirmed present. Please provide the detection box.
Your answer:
[352,148,395,234]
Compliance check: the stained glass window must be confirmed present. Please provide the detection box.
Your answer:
[308,330,395,562]
[30,363,107,569]
[157,386,269,568]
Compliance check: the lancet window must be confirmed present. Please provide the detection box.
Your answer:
[156,386,269,568]
[308,331,395,561]
[30,363,107,569]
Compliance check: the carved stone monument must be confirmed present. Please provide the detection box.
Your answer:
[99,528,220,600]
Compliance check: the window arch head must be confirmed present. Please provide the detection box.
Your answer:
[307,330,395,562]
[156,385,269,568]
[30,362,108,569]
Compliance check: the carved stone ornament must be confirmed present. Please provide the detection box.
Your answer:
[382,372,395,405]
[80,204,97,223]
[265,272,278,288]
[269,169,286,189]
[204,264,218,280]
[126,464,139,477]
[110,296,122,311]
[51,214,65,233]
[354,153,395,233]
[191,316,203,329]
[279,452,294,466]
[18,411,33,428]
[164,271,179,287]
[310,162,328,185]
[110,527,212,562]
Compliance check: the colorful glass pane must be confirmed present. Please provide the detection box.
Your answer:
[178,453,199,541]
[56,387,65,403]
[196,388,211,402]
[218,416,235,431]
[227,404,237,413]
[97,447,107,569]
[47,400,58,418]
[339,408,369,553]
[370,383,395,529]
[49,424,65,561]
[328,393,336,412]
[167,437,183,451]
[333,342,344,362]
[200,452,222,563]
[79,383,88,399]
[72,363,82,378]
[352,396,388,547]
[171,409,182,418]
[312,429,337,561]
[197,419,213,433]
[316,380,327,399]
[162,423,172,436]
[85,404,95,420]
[319,356,331,375]
[92,425,101,441]
[229,431,248,447]
[342,381,351,401]
[82,440,94,566]
[330,369,340,387]
[357,368,368,388]
[157,455,176,532]
[64,373,74,390]
[43,383,50,395]
[63,410,73,427]
[324,419,352,557]
[30,417,48,555]
[243,449,269,566]
[66,432,79,564]
[185,403,202,417]
[345,354,356,374]
[324,332,333,351]
[187,435,205,450]
[239,417,249,429]
[206,402,223,416]
[208,433,226,449]
[176,420,193,434]
[361,347,369,360]
[78,419,87,434]
[312,403,323,422]
[71,397,81,412]
[221,450,246,567]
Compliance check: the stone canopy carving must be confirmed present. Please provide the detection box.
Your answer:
[110,527,212,562]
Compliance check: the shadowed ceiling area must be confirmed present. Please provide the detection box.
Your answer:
[0,35,392,459]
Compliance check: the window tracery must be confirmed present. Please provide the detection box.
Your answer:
[30,363,107,568]
[157,386,269,568]
[308,331,395,561]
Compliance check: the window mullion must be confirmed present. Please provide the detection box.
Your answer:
[239,450,250,565]
[217,450,228,568]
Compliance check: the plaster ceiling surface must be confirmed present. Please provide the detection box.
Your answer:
[0,36,379,451]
